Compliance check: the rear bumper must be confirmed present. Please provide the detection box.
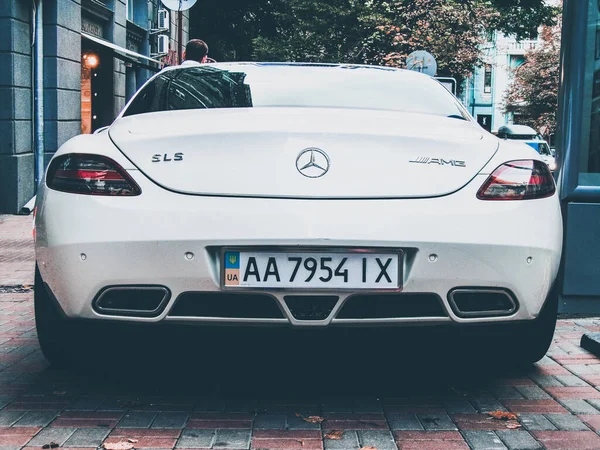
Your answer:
[34,170,563,326]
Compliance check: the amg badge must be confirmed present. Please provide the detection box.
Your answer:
[409,157,466,167]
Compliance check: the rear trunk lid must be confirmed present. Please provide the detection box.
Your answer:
[109,107,497,199]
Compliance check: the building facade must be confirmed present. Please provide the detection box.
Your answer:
[0,0,188,213]
[462,34,540,134]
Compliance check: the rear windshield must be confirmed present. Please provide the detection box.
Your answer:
[122,64,467,119]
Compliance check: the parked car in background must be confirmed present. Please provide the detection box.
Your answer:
[497,125,557,172]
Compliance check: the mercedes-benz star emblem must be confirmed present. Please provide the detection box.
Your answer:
[296,148,330,178]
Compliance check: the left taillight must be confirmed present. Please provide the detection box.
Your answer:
[46,154,141,196]
[477,159,555,201]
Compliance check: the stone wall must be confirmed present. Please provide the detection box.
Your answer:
[0,1,34,213]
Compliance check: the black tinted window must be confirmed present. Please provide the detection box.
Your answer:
[122,72,172,117]
[123,64,466,119]
[123,67,252,117]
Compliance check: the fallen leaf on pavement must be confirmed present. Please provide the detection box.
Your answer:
[488,411,518,421]
[103,442,135,450]
[127,439,138,443]
[325,431,344,440]
[506,422,522,429]
[42,443,59,449]
[302,415,324,423]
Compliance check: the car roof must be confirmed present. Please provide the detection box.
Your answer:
[497,124,538,135]
[162,61,434,82]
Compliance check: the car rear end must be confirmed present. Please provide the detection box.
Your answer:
[34,64,563,366]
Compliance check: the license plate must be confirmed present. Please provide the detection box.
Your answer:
[222,250,401,289]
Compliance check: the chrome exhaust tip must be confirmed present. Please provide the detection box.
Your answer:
[448,288,518,318]
[93,286,170,317]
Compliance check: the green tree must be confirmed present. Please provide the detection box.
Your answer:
[487,0,561,40]
[504,18,561,136]
[189,0,561,81]
[361,0,497,80]
[252,0,370,63]
[189,0,283,62]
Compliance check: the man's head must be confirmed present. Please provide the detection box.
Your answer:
[184,39,209,63]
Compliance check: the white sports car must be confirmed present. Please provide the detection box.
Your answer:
[34,62,562,366]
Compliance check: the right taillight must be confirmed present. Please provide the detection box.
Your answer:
[46,154,141,196]
[477,159,555,201]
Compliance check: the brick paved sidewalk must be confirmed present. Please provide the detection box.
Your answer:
[4,214,600,449]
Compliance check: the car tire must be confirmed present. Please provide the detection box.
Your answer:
[505,282,559,366]
[34,265,73,368]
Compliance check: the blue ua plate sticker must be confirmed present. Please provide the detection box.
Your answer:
[224,252,240,286]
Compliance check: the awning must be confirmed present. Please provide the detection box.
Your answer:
[81,33,163,71]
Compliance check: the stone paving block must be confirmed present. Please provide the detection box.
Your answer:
[495,430,542,449]
[253,413,286,430]
[323,430,358,449]
[13,411,58,427]
[549,386,600,399]
[585,398,600,411]
[97,398,129,412]
[286,414,321,430]
[452,414,518,431]
[322,414,387,430]
[0,411,25,426]
[176,429,214,448]
[212,429,250,449]
[557,399,599,415]
[352,398,383,414]
[470,398,508,413]
[518,414,557,431]
[118,412,158,428]
[442,399,476,414]
[357,430,396,450]
[321,401,352,414]
[394,431,468,450]
[27,427,76,447]
[253,430,322,449]
[544,413,590,431]
[65,396,104,411]
[0,397,16,410]
[554,375,591,387]
[503,400,567,414]
[579,414,600,431]
[63,428,110,447]
[386,413,423,431]
[533,430,600,449]
[152,412,189,429]
[490,387,524,400]
[463,431,507,450]
[417,413,456,431]
[514,386,551,400]
[109,429,181,438]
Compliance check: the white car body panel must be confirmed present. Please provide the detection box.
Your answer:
[109,108,498,198]
[34,63,563,328]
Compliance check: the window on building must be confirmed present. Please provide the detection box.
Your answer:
[483,64,492,94]
[528,27,539,40]
[126,0,134,22]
